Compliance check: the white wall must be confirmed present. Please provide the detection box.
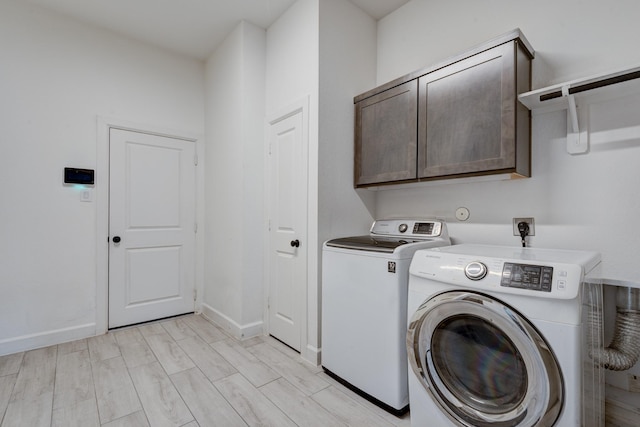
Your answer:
[318,0,377,244]
[375,0,640,284]
[377,0,640,88]
[374,0,640,390]
[266,1,319,117]
[0,0,205,355]
[203,21,266,338]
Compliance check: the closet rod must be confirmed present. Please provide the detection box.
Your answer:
[539,69,640,102]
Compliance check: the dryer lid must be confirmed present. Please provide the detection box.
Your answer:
[325,219,449,253]
[325,236,425,253]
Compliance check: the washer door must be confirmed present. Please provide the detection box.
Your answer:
[407,291,563,427]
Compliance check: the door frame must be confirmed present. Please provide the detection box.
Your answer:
[263,96,315,362]
[96,117,205,334]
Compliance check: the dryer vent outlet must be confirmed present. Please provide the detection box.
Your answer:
[513,218,535,236]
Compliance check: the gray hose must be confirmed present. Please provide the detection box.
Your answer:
[590,287,640,371]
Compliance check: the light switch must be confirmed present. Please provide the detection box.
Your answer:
[80,190,93,202]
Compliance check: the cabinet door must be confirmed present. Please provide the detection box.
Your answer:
[418,42,517,178]
[355,80,418,186]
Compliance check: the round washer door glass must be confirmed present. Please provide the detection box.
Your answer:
[407,291,564,426]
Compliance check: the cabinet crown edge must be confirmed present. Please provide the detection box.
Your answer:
[354,28,534,104]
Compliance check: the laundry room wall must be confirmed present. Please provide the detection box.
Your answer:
[203,21,266,338]
[373,0,640,399]
[374,0,640,286]
[318,0,377,245]
[0,0,205,355]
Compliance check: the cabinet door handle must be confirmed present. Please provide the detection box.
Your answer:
[290,239,300,248]
[112,236,121,243]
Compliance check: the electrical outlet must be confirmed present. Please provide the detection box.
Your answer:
[513,217,535,236]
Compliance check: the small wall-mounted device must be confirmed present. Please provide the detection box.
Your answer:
[64,168,95,185]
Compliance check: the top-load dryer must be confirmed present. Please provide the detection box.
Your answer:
[322,219,450,414]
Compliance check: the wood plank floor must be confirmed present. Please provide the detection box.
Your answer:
[0,315,411,427]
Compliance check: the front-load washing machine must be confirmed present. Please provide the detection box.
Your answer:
[322,219,450,414]
[407,244,604,427]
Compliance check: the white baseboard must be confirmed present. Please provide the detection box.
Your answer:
[0,323,96,356]
[199,304,320,365]
[200,303,264,340]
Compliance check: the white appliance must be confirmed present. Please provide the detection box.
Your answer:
[407,244,604,427]
[322,219,450,414]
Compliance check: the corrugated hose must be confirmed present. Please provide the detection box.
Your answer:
[589,287,640,371]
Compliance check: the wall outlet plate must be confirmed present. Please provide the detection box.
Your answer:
[513,217,535,236]
[455,207,470,221]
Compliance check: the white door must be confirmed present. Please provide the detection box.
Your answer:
[109,128,196,328]
[267,107,307,351]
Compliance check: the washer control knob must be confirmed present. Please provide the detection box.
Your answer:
[465,262,488,280]
[398,223,408,233]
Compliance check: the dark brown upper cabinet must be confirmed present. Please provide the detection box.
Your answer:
[354,29,534,188]
[355,80,418,186]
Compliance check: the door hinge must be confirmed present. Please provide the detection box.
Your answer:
[193,289,197,301]
[194,153,198,166]
[194,223,198,233]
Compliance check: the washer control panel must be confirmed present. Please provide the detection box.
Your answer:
[370,219,446,239]
[409,244,599,300]
[412,222,440,236]
[501,263,554,292]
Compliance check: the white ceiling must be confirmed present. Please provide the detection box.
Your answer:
[27,0,409,60]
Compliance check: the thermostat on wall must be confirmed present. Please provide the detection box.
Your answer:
[64,168,95,185]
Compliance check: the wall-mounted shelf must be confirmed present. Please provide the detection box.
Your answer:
[519,65,640,154]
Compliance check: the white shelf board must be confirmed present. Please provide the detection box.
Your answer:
[519,64,640,154]
[519,64,640,113]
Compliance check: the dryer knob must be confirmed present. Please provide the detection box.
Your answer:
[398,223,408,233]
[465,261,488,280]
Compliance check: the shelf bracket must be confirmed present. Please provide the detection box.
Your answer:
[563,85,589,154]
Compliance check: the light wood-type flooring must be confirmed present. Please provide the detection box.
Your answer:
[0,314,411,427]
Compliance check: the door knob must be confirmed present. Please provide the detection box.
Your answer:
[112,236,121,243]
[290,239,300,248]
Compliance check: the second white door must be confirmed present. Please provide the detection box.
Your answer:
[109,128,196,329]
[267,106,308,352]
